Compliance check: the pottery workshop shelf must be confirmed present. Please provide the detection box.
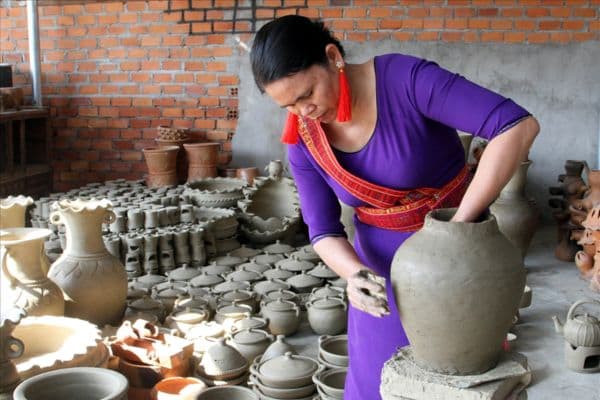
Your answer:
[0,107,52,198]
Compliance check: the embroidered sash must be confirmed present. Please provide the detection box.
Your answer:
[297,117,471,232]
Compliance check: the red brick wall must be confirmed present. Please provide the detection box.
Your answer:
[1,0,598,191]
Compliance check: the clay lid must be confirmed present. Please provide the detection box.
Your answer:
[220,289,255,304]
[262,240,295,255]
[185,284,210,298]
[127,284,149,301]
[174,296,210,312]
[308,262,339,279]
[212,280,251,294]
[252,252,285,266]
[275,256,314,273]
[129,295,164,311]
[328,277,347,289]
[225,269,262,283]
[261,335,296,362]
[288,248,321,263]
[253,279,291,295]
[231,316,268,332]
[202,262,234,276]
[286,271,323,290]
[236,261,271,274]
[263,289,298,303]
[307,296,346,310]
[154,285,186,299]
[230,328,273,345]
[153,279,187,292]
[213,253,246,268]
[262,298,298,312]
[190,272,224,288]
[169,307,208,323]
[257,352,318,380]
[168,265,202,282]
[311,284,345,299]
[186,321,225,340]
[230,245,262,259]
[263,266,295,281]
[200,338,248,376]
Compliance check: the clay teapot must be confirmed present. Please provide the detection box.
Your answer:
[553,299,600,347]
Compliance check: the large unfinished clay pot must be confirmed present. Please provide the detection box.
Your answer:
[48,199,127,326]
[391,208,525,375]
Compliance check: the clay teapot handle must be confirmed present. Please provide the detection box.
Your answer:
[1,247,18,288]
[49,211,63,225]
[567,299,600,321]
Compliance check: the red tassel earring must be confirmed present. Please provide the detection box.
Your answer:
[336,61,352,122]
[280,112,299,144]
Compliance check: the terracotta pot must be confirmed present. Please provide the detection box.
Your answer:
[151,376,206,400]
[1,228,65,316]
[490,160,540,259]
[143,146,179,188]
[48,199,127,327]
[236,167,260,186]
[391,208,525,375]
[0,196,33,229]
[156,138,190,184]
[183,142,220,181]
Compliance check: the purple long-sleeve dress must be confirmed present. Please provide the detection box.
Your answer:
[288,54,530,400]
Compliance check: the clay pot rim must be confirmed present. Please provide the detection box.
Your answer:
[0,227,52,245]
[51,198,112,213]
[195,385,257,400]
[183,142,220,149]
[0,195,33,209]
[143,145,180,153]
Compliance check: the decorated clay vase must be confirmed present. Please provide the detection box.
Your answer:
[48,199,127,326]
[490,160,540,259]
[391,208,525,375]
[1,228,64,316]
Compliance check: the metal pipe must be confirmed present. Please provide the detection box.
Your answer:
[26,0,42,106]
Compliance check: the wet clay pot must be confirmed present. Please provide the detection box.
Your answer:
[48,199,127,327]
[391,208,525,375]
[1,228,65,316]
[143,146,179,188]
[183,142,220,181]
[490,160,540,259]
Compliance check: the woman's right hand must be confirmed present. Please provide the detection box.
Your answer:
[346,269,390,318]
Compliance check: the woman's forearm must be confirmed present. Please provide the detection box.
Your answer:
[312,236,367,280]
[453,116,540,222]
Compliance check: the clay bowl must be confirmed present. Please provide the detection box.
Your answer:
[151,376,207,400]
[318,335,348,367]
[13,367,128,400]
[195,385,258,400]
[313,368,346,400]
[249,374,316,399]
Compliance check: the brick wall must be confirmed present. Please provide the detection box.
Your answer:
[1,0,598,191]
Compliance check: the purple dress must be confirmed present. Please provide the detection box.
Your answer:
[288,54,530,400]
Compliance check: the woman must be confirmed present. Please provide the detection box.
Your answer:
[250,15,539,400]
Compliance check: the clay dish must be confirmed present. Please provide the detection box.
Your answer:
[13,367,128,400]
[313,368,346,399]
[251,352,322,389]
[193,206,238,239]
[195,385,258,400]
[249,375,316,400]
[185,178,246,208]
[318,335,348,367]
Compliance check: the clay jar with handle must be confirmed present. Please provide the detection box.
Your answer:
[48,199,127,327]
[1,228,65,316]
[260,298,301,336]
[306,296,347,335]
[391,208,525,375]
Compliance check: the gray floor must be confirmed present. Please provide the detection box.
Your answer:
[287,224,600,399]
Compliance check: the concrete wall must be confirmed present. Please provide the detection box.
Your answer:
[233,42,600,221]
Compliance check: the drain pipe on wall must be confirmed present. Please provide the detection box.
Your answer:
[26,0,42,106]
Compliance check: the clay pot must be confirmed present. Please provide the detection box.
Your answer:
[318,335,348,367]
[143,146,179,188]
[260,299,301,336]
[13,367,128,400]
[183,142,220,181]
[313,367,346,400]
[155,137,190,184]
[250,352,322,389]
[195,386,257,400]
[490,160,540,259]
[391,208,525,375]
[0,195,33,229]
[48,200,127,327]
[306,296,347,336]
[1,228,65,316]
[236,167,260,186]
[228,328,274,363]
[165,307,209,335]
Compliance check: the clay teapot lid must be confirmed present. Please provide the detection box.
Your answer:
[230,245,262,259]
[129,295,164,311]
[203,262,234,276]
[286,271,323,289]
[262,240,295,255]
[230,328,272,345]
[308,262,339,279]
[168,264,202,282]
[212,280,251,294]
[261,335,296,362]
[236,261,271,274]
[275,256,314,272]
[200,337,248,376]
[262,298,298,312]
[190,272,224,287]
[252,252,285,266]
[308,296,347,310]
[213,253,246,268]
[226,269,262,282]
[257,352,318,380]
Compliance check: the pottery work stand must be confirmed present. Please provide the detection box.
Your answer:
[381,348,531,400]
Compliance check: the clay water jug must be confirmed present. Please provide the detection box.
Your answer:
[0,196,33,229]
[1,228,64,316]
[48,199,127,326]
[490,160,540,259]
[391,208,525,375]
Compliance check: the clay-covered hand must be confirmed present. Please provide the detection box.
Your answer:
[346,269,390,317]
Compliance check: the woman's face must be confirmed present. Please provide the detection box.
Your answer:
[264,63,338,124]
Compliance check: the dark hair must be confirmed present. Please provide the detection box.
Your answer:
[250,15,345,93]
